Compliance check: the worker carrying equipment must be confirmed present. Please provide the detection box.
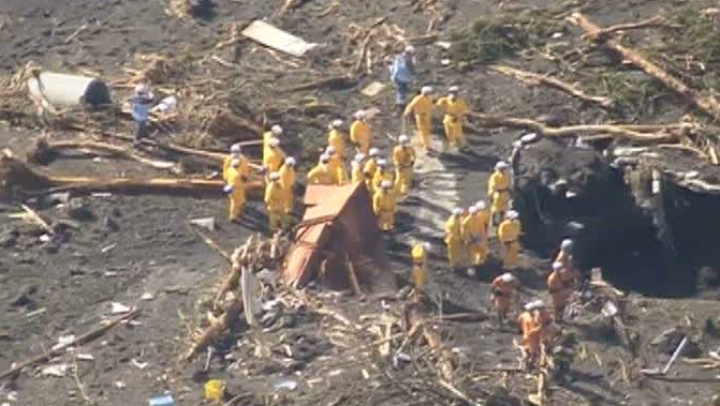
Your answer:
[264,137,286,175]
[325,146,347,185]
[445,208,465,269]
[225,158,246,222]
[327,120,346,161]
[351,153,366,184]
[462,205,489,271]
[497,210,522,270]
[263,125,283,169]
[411,242,430,295]
[392,135,416,196]
[491,272,520,324]
[373,180,397,231]
[223,144,249,183]
[307,154,335,185]
[372,159,394,195]
[435,86,469,151]
[350,110,372,155]
[279,157,297,219]
[390,45,416,108]
[364,148,380,192]
[404,86,434,151]
[488,161,512,226]
[265,172,286,230]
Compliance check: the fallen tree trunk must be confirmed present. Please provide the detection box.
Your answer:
[569,13,720,121]
[491,65,614,109]
[28,139,177,170]
[179,294,243,367]
[581,16,672,41]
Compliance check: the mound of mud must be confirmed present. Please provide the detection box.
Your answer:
[0,152,51,201]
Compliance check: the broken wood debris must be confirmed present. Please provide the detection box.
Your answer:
[241,21,318,58]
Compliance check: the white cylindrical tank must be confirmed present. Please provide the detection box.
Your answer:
[28,72,111,108]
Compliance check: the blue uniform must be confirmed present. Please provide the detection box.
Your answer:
[132,93,153,142]
[390,54,414,106]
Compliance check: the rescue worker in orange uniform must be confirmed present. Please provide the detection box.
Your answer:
[350,110,371,155]
[547,261,571,320]
[327,119,346,161]
[262,125,283,168]
[373,180,397,231]
[364,148,380,193]
[325,146,347,184]
[411,242,430,294]
[372,159,394,195]
[351,153,366,184]
[462,205,490,273]
[264,172,286,231]
[224,159,246,222]
[444,208,464,269]
[491,272,520,324]
[497,210,522,270]
[278,157,297,222]
[518,300,553,370]
[392,135,416,196]
[263,138,286,175]
[435,86,470,151]
[403,86,434,151]
[488,161,512,226]
[307,154,335,185]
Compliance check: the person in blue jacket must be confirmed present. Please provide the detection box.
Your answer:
[390,45,416,109]
[131,83,154,148]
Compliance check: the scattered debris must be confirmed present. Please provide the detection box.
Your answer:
[189,217,215,231]
[110,302,132,315]
[40,364,69,378]
[141,292,155,301]
[273,378,298,391]
[361,82,386,97]
[241,21,318,57]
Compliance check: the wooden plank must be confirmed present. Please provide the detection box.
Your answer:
[241,20,317,57]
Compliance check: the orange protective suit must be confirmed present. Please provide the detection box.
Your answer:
[491,275,519,319]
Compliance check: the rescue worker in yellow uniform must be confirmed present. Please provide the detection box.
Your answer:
[364,148,380,193]
[462,205,489,275]
[435,86,470,151]
[307,154,335,185]
[325,146,347,185]
[488,160,512,226]
[223,143,250,183]
[263,138,286,176]
[351,153,366,184]
[444,208,465,269]
[350,110,371,155]
[392,135,416,196]
[327,119,346,161]
[262,125,283,168]
[372,159,394,195]
[474,200,491,236]
[279,157,297,222]
[498,210,522,270]
[373,180,397,232]
[411,242,431,295]
[265,172,286,231]
[224,159,246,222]
[403,86,434,151]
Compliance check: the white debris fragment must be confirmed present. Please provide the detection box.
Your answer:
[551,32,564,39]
[435,41,452,49]
[51,335,76,351]
[114,381,126,389]
[273,378,298,391]
[41,364,69,377]
[131,359,148,370]
[110,302,132,314]
[39,234,52,243]
[76,353,95,362]
[101,243,117,253]
[141,292,155,301]
[189,217,215,231]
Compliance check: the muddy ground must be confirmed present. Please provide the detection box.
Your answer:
[1,0,720,405]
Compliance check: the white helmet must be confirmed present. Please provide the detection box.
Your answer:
[354,110,366,120]
[230,144,241,154]
[377,159,388,167]
[423,242,431,250]
[561,239,574,250]
[552,261,563,271]
[452,208,463,216]
[468,206,478,214]
[421,86,433,95]
[495,161,509,170]
[369,148,380,157]
[285,157,297,166]
[271,125,283,136]
[134,83,149,95]
[269,172,280,181]
[231,158,240,168]
[269,138,280,148]
[381,180,393,189]
[354,153,366,163]
[320,154,330,163]
[500,272,515,283]
[398,135,409,145]
[329,119,343,129]
[325,146,336,155]
[506,210,519,219]
[449,86,460,94]
[404,45,416,54]
[475,200,487,210]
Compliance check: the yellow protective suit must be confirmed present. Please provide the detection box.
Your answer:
[226,167,246,221]
[404,94,433,150]
[351,162,364,184]
[328,129,346,160]
[411,244,427,294]
[264,147,286,175]
[262,131,275,166]
[476,208,491,235]
[461,213,488,266]
[373,189,397,231]
[307,163,335,185]
[327,154,347,184]
[392,145,416,196]
[350,120,371,155]
[223,154,250,182]
[278,164,296,214]
[498,218,522,269]
[363,158,379,193]
[488,170,512,224]
[265,180,286,230]
[372,168,394,194]
[436,96,469,149]
[444,214,463,268]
